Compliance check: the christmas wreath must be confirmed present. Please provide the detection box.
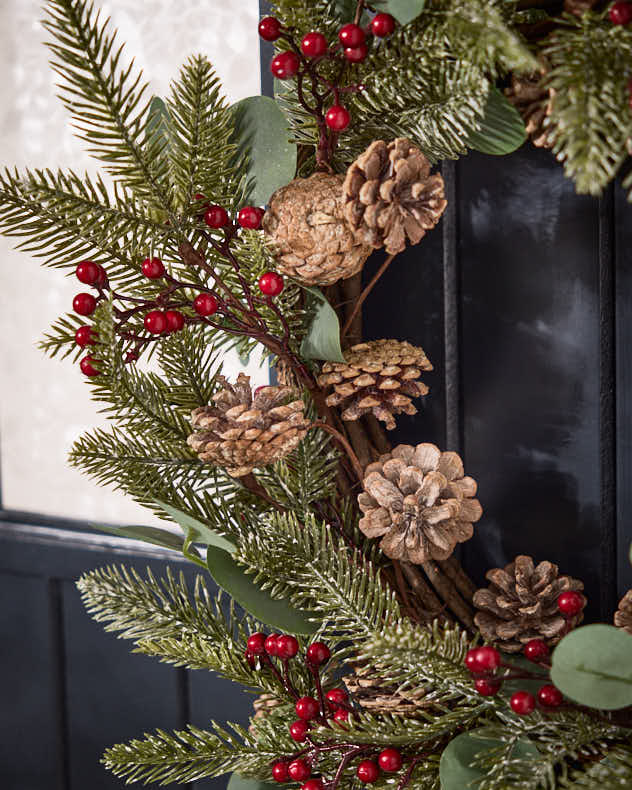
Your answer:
[2,0,632,788]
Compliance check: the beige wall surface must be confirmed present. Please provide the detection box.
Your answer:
[0,0,265,524]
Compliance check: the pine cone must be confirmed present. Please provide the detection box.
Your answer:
[358,443,482,563]
[614,590,632,635]
[249,693,282,733]
[343,138,447,255]
[187,373,309,477]
[473,556,585,653]
[262,172,372,286]
[317,339,432,430]
[505,67,553,150]
[273,356,300,390]
[345,665,428,716]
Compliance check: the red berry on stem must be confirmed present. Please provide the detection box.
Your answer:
[476,646,501,672]
[344,44,368,63]
[289,719,309,742]
[306,642,330,666]
[301,32,328,58]
[265,633,280,656]
[371,12,396,37]
[301,780,323,790]
[193,293,219,316]
[610,1,632,24]
[510,691,536,716]
[475,678,501,696]
[558,591,585,616]
[73,292,97,316]
[333,708,348,723]
[95,265,108,286]
[524,639,549,663]
[356,760,380,784]
[144,310,167,334]
[537,684,563,708]
[165,310,185,332]
[142,257,165,279]
[288,759,311,782]
[76,260,101,285]
[325,105,351,131]
[325,688,347,708]
[338,23,365,48]
[238,206,263,229]
[258,271,284,296]
[80,355,100,377]
[204,205,229,228]
[272,762,289,783]
[276,634,300,659]
[295,696,320,721]
[259,16,282,41]
[378,748,402,773]
[75,326,96,347]
[270,51,300,79]
[247,632,267,655]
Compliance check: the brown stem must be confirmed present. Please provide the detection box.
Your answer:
[440,556,478,603]
[341,254,397,339]
[397,756,423,790]
[309,422,364,485]
[353,0,366,25]
[421,560,475,630]
[340,273,363,348]
[344,420,375,468]
[240,473,285,511]
[363,415,392,455]
[399,561,445,619]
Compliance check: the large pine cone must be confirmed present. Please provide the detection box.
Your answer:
[343,138,447,255]
[317,339,432,430]
[358,443,482,564]
[614,590,632,635]
[345,665,428,717]
[505,69,553,150]
[187,374,309,477]
[473,556,585,653]
[262,172,372,286]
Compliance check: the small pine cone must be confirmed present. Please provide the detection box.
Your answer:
[345,665,428,717]
[317,339,433,431]
[614,590,632,635]
[187,373,309,477]
[505,67,554,150]
[358,443,482,564]
[343,138,447,255]
[262,172,373,286]
[249,693,282,733]
[473,556,585,653]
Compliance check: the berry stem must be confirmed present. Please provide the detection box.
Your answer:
[309,422,365,483]
[341,254,397,339]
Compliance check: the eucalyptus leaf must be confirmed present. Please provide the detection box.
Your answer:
[550,624,632,710]
[227,774,278,790]
[439,731,539,790]
[299,286,345,363]
[155,500,237,553]
[371,0,426,26]
[230,95,297,207]
[206,546,317,634]
[466,87,527,156]
[92,524,200,557]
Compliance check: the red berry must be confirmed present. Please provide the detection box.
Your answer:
[338,23,365,48]
[259,16,282,41]
[193,293,219,316]
[272,762,289,783]
[356,760,380,784]
[204,205,229,228]
[378,748,402,773]
[325,688,347,708]
[144,310,167,334]
[276,635,300,659]
[165,310,185,332]
[465,646,500,673]
[325,105,351,131]
[289,719,309,742]
[524,639,549,663]
[288,759,311,782]
[295,696,320,721]
[265,633,280,656]
[510,691,536,716]
[80,355,100,377]
[73,292,97,316]
[537,684,563,708]
[258,271,284,296]
[141,257,165,279]
[557,591,585,616]
[247,632,266,655]
[95,265,108,286]
[474,678,501,696]
[244,649,257,669]
[306,642,330,666]
[238,206,263,229]
[270,51,300,79]
[75,326,96,347]
[76,260,101,285]
[371,13,396,37]
[333,708,348,723]
[301,780,323,790]
[301,32,328,58]
[610,1,632,24]
[343,44,368,63]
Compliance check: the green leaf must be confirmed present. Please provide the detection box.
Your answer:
[155,500,237,553]
[227,774,278,790]
[92,524,201,558]
[299,286,345,363]
[439,731,539,790]
[206,545,317,635]
[371,0,426,25]
[230,96,297,207]
[466,87,526,155]
[551,624,632,710]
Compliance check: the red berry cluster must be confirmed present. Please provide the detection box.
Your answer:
[610,1,632,25]
[72,261,107,376]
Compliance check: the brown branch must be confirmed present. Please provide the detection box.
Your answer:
[421,559,475,630]
[309,422,364,484]
[341,254,397,339]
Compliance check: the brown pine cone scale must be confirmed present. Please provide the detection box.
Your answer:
[345,665,428,717]
[614,589,632,635]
